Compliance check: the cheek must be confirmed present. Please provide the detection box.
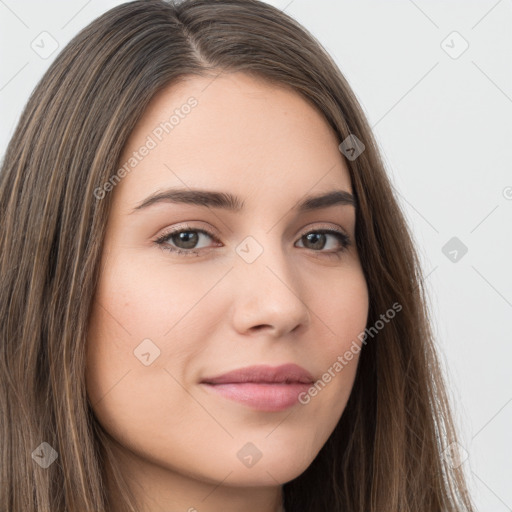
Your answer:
[85,250,224,411]
[312,263,369,358]
[298,266,368,417]
[89,249,224,345]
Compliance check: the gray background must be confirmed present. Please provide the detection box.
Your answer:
[1,1,511,510]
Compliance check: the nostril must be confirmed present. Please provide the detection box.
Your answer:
[252,324,270,331]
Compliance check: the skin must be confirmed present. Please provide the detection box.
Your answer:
[86,71,369,512]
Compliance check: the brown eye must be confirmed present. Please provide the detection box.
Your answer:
[155,227,219,256]
[296,229,351,254]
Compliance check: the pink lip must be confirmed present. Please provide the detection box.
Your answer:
[200,364,315,412]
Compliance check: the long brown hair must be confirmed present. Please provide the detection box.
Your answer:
[0,1,475,510]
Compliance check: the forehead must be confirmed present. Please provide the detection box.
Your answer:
[114,72,352,206]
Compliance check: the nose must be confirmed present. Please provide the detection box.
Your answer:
[230,238,311,338]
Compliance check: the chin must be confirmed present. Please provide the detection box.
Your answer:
[221,464,309,488]
[215,448,316,487]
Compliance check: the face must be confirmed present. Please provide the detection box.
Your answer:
[86,72,369,511]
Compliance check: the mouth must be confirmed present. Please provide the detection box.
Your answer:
[200,363,315,412]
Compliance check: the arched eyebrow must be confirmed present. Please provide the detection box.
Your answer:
[129,188,356,214]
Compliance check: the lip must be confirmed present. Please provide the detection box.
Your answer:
[200,364,315,412]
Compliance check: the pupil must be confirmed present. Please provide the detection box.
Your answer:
[176,231,198,249]
[305,233,325,250]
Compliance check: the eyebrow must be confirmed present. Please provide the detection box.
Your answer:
[129,188,356,214]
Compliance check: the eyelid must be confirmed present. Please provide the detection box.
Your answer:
[296,222,349,239]
[155,221,349,240]
[154,221,352,256]
[155,221,221,241]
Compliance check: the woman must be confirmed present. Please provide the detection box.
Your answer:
[0,1,476,511]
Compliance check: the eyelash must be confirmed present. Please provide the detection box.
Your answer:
[154,224,352,258]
